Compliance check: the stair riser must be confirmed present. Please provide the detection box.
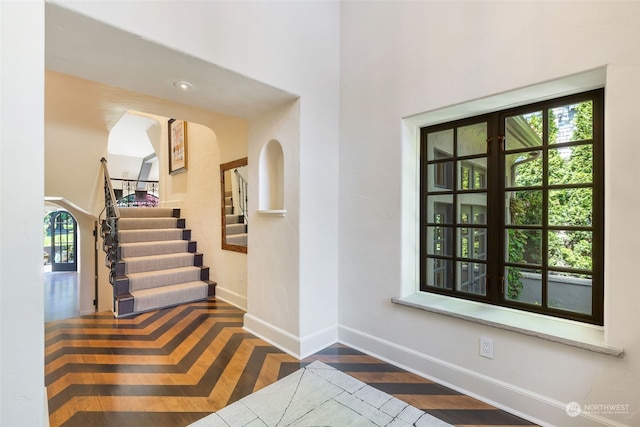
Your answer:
[114,268,210,295]
[116,293,134,316]
[225,214,244,224]
[119,241,195,258]
[131,284,208,314]
[118,281,216,318]
[226,224,247,234]
[115,262,125,278]
[122,254,197,275]
[119,218,183,230]
[194,253,203,267]
[128,266,210,292]
[227,234,247,246]
[119,229,190,244]
[119,207,180,218]
[114,277,129,296]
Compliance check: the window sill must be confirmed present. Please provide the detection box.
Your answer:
[391,293,623,357]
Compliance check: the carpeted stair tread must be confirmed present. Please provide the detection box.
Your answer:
[226,223,247,235]
[119,217,179,230]
[227,233,247,246]
[107,207,214,317]
[119,228,185,244]
[120,240,190,258]
[131,281,209,313]
[123,253,196,275]
[119,207,177,218]
[226,214,244,224]
[128,266,203,291]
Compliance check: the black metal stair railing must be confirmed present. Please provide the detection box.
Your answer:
[111,178,159,207]
[233,167,248,224]
[99,158,121,294]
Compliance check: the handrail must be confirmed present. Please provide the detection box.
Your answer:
[234,168,248,224]
[110,178,160,184]
[100,158,121,283]
[101,157,121,220]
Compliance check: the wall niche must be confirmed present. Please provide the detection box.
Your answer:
[258,139,286,216]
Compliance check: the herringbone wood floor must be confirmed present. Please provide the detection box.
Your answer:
[45,299,537,427]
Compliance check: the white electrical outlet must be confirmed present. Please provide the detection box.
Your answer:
[480,336,494,359]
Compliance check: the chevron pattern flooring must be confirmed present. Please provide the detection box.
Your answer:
[45,299,537,427]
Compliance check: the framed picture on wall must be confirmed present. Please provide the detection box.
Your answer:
[168,118,188,174]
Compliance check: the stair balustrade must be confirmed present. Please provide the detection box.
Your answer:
[99,158,215,317]
[100,158,120,288]
[233,168,248,225]
[111,178,160,207]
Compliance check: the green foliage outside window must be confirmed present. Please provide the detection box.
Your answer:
[508,102,594,300]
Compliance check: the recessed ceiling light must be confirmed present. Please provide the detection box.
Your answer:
[173,80,193,91]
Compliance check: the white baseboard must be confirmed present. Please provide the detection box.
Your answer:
[214,287,247,310]
[44,387,50,427]
[338,325,625,427]
[243,314,337,359]
[299,324,338,359]
[243,313,301,358]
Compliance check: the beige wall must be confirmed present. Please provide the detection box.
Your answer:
[159,119,250,308]
[44,71,250,314]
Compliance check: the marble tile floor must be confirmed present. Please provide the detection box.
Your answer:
[190,361,452,427]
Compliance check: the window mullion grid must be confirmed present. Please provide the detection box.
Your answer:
[421,129,455,294]
[592,92,605,323]
[489,116,501,304]
[541,106,550,310]
[419,128,429,292]
[420,89,602,324]
[452,126,459,296]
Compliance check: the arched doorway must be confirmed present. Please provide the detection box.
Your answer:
[44,210,77,272]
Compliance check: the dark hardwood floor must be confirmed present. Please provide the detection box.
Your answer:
[45,299,537,427]
[44,269,80,322]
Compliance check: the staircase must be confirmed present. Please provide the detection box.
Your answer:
[224,190,248,246]
[105,207,215,317]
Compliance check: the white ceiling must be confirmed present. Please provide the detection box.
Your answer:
[45,3,297,122]
[108,113,157,158]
